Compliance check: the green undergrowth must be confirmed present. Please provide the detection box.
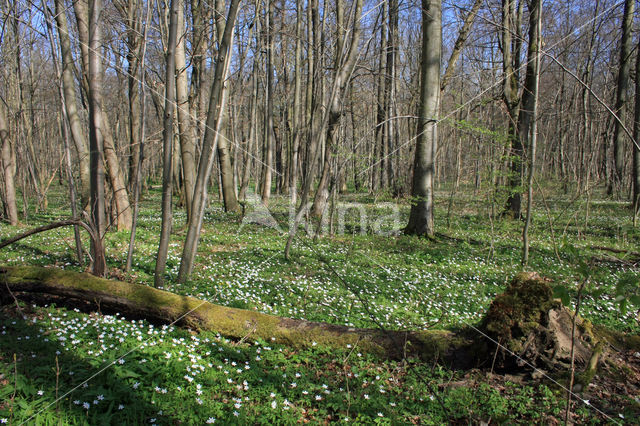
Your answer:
[0,304,620,424]
[1,183,639,423]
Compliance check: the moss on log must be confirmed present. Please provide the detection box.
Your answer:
[2,266,637,374]
[0,266,472,363]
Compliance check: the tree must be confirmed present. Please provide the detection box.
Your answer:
[72,0,132,231]
[87,0,107,276]
[53,0,91,210]
[177,0,241,283]
[215,0,240,212]
[405,0,441,237]
[502,0,524,219]
[0,103,18,226]
[310,0,364,218]
[632,32,640,225]
[521,0,542,266]
[610,0,634,196]
[260,0,275,205]
[175,0,196,220]
[154,0,179,288]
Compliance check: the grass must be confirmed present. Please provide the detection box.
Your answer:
[0,182,639,423]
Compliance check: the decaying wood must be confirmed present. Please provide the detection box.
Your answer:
[1,267,637,373]
[0,265,472,364]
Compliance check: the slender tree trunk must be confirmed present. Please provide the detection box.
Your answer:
[632,33,640,225]
[384,0,398,191]
[42,1,84,263]
[116,0,143,194]
[0,105,18,226]
[522,0,542,266]
[372,13,386,193]
[440,0,482,91]
[178,0,241,283]
[503,0,523,219]
[73,0,131,230]
[213,0,240,212]
[261,0,275,205]
[126,0,151,272]
[310,0,363,218]
[175,0,196,220]
[239,62,259,200]
[102,115,132,230]
[87,0,107,276]
[405,0,440,237]
[54,0,91,210]
[611,0,634,196]
[289,0,303,206]
[155,0,179,287]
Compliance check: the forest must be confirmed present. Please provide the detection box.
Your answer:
[1,0,640,423]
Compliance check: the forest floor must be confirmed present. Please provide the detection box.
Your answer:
[0,184,639,424]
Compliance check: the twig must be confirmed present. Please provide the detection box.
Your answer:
[565,274,589,425]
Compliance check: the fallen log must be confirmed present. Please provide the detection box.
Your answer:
[1,266,637,372]
[0,265,473,365]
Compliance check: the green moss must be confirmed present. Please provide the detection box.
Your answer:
[593,324,640,351]
[482,272,557,345]
[1,265,460,361]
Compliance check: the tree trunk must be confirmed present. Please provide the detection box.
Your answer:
[178,0,241,283]
[0,105,18,225]
[632,33,640,224]
[440,0,482,92]
[521,0,542,266]
[405,0,440,237]
[502,0,523,219]
[611,0,634,196]
[74,0,131,231]
[175,0,196,220]
[87,0,107,276]
[289,0,303,206]
[261,0,275,205]
[3,267,623,374]
[310,0,363,218]
[54,0,91,210]
[155,0,179,288]
[102,115,132,231]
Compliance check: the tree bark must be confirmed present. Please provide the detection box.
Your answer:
[102,115,132,231]
[0,105,18,226]
[3,267,625,373]
[155,0,179,288]
[405,0,440,237]
[440,0,482,92]
[611,0,634,196]
[310,0,364,218]
[175,0,196,220]
[502,0,523,219]
[633,33,640,224]
[178,0,241,283]
[521,0,542,266]
[289,0,303,206]
[87,0,107,276]
[260,0,275,205]
[74,0,132,231]
[54,0,91,210]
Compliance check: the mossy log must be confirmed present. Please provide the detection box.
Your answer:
[0,266,473,364]
[2,266,636,373]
